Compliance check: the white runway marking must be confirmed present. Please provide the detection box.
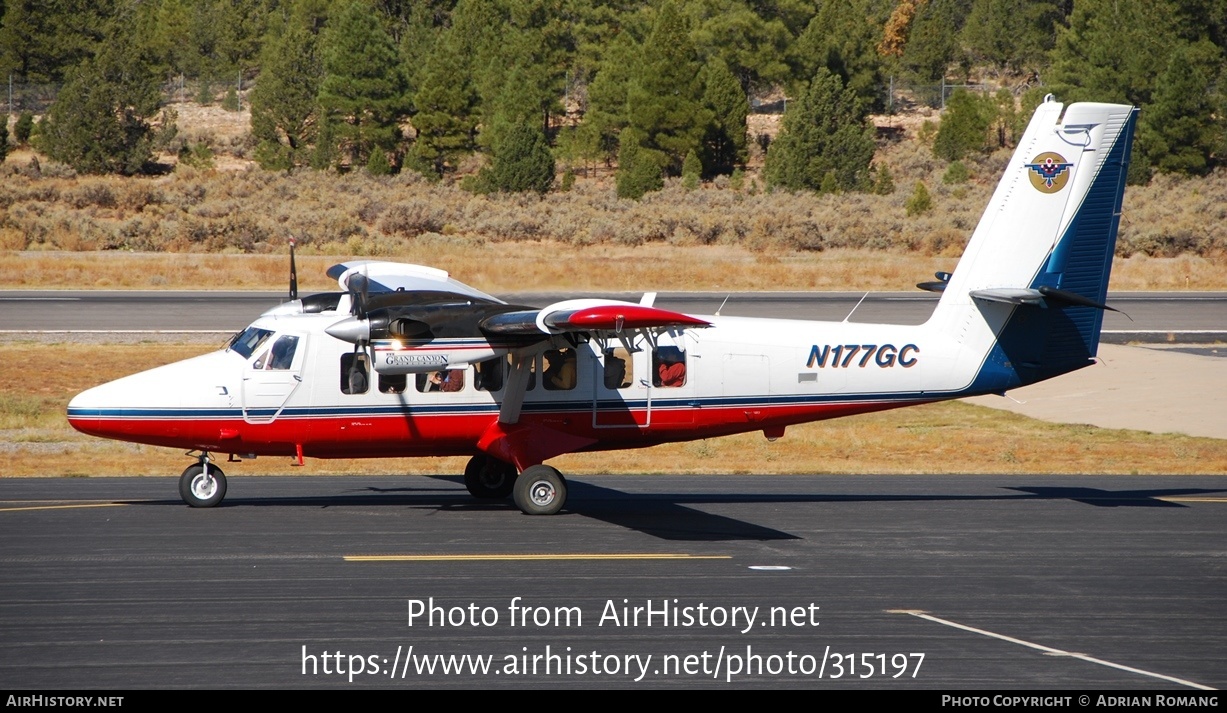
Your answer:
[890,610,1215,690]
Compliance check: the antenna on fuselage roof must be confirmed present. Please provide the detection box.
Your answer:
[714,294,730,317]
[842,292,870,323]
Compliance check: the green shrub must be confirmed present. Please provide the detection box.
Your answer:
[14,113,35,145]
[943,160,970,184]
[906,181,932,216]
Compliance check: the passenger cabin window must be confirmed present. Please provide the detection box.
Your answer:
[506,354,536,391]
[379,374,407,394]
[340,353,369,394]
[603,347,633,389]
[653,346,686,388]
[543,348,577,391]
[474,358,504,391]
[417,369,465,393]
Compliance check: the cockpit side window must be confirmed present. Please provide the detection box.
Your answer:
[228,327,274,359]
[266,335,299,369]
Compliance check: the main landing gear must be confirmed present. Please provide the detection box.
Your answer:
[179,453,227,508]
[464,455,568,516]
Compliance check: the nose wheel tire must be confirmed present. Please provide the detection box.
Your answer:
[513,465,567,516]
[464,455,516,499]
[179,463,227,508]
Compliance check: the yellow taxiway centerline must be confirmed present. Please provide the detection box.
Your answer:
[0,503,130,513]
[345,554,731,562]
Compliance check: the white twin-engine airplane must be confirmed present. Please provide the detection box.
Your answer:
[69,98,1137,515]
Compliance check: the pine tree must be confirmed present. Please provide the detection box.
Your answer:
[681,149,701,190]
[616,128,664,200]
[1137,40,1225,176]
[472,122,555,194]
[318,2,411,169]
[0,0,116,83]
[583,32,640,166]
[960,0,1061,72]
[411,31,479,177]
[764,68,876,193]
[1047,0,1226,177]
[625,1,712,176]
[899,0,972,85]
[792,0,891,111]
[933,89,992,161]
[684,0,793,93]
[249,10,325,169]
[39,19,160,175]
[14,112,33,145]
[701,60,749,177]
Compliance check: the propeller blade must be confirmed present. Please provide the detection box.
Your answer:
[347,272,369,318]
[288,237,298,301]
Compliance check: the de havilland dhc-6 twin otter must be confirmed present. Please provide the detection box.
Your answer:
[69,98,1137,515]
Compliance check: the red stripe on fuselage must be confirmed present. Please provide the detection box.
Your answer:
[67,400,926,460]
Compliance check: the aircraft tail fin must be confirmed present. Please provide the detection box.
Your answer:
[927,98,1138,394]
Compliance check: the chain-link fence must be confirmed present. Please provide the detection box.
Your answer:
[5,74,251,116]
[749,78,995,117]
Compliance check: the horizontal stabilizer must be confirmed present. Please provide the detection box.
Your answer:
[916,271,952,293]
[971,287,1119,313]
[970,288,1047,306]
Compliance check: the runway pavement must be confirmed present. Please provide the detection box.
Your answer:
[1,474,1224,690]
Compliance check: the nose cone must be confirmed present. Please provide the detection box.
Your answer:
[67,350,239,444]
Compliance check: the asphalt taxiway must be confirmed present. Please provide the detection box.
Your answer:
[1,474,1223,689]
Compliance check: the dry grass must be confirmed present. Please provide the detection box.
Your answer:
[2,341,1224,478]
[2,246,1223,292]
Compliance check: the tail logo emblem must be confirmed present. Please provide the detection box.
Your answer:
[1025,152,1073,193]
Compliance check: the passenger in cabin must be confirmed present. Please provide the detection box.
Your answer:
[544,349,576,390]
[474,358,503,391]
[656,348,686,387]
[604,353,628,389]
[268,336,297,370]
[348,367,367,394]
[347,354,368,393]
[379,374,406,394]
[430,369,465,392]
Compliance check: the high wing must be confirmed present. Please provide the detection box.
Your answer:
[318,263,711,470]
[322,263,710,373]
[481,299,711,335]
[327,260,505,304]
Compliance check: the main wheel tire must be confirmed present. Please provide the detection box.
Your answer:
[513,465,567,516]
[179,463,227,508]
[464,455,516,499]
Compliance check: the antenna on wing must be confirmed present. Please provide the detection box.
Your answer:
[288,237,298,301]
[842,292,869,322]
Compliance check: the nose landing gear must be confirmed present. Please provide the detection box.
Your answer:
[179,453,227,508]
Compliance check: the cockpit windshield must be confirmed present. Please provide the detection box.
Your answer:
[227,327,274,359]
